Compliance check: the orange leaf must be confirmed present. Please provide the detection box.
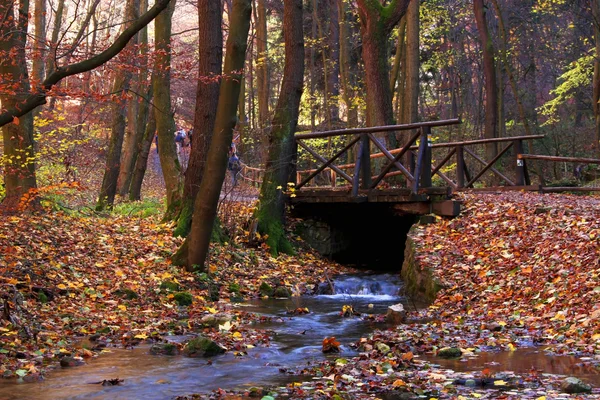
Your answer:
[12,116,19,125]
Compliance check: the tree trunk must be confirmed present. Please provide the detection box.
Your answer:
[32,0,46,89]
[185,0,251,271]
[174,0,223,237]
[402,0,419,126]
[473,0,498,160]
[129,86,156,201]
[0,0,36,211]
[593,0,600,156]
[357,0,410,131]
[96,0,140,211]
[327,0,340,124]
[154,0,182,218]
[118,0,147,196]
[256,0,304,256]
[256,0,270,129]
[339,0,359,129]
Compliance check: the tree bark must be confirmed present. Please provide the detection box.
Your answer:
[593,0,600,156]
[339,0,359,129]
[129,85,156,201]
[357,0,410,132]
[174,0,223,237]
[256,0,304,256]
[0,0,36,210]
[473,0,499,160]
[256,0,270,129]
[154,0,182,218]
[185,0,251,271]
[118,0,147,196]
[32,0,46,89]
[402,0,419,126]
[96,0,140,211]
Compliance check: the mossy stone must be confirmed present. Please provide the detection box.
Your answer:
[114,288,138,300]
[438,347,462,359]
[183,337,226,357]
[37,291,48,304]
[273,286,292,298]
[160,280,180,292]
[150,343,179,356]
[228,282,241,293]
[173,292,193,306]
[259,282,273,297]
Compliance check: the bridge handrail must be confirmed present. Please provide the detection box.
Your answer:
[294,118,461,140]
[517,154,600,164]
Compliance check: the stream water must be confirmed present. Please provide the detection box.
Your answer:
[0,273,598,400]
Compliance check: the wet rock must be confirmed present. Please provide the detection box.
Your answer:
[380,391,417,400]
[561,377,592,394]
[273,286,292,298]
[259,282,273,297]
[247,387,264,397]
[386,303,406,324]
[183,336,226,358]
[199,313,233,328]
[437,347,462,359]
[150,342,180,356]
[315,282,334,295]
[59,356,84,367]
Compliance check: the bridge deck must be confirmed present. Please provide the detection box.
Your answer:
[289,187,451,203]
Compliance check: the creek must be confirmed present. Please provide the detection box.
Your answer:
[0,273,598,399]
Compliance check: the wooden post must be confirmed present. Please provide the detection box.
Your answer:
[360,133,371,189]
[352,139,364,197]
[456,145,465,188]
[514,139,526,186]
[331,170,336,187]
[421,126,432,189]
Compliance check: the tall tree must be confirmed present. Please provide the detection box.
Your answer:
[96,0,141,211]
[154,0,182,218]
[356,0,410,132]
[185,0,252,271]
[473,0,499,160]
[174,0,223,237]
[118,0,148,196]
[256,0,270,129]
[593,0,600,156]
[256,0,304,255]
[0,0,36,210]
[339,0,360,128]
[402,0,419,125]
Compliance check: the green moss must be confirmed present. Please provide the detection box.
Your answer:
[173,292,193,306]
[259,282,274,297]
[37,291,48,304]
[114,288,138,300]
[183,336,226,357]
[273,286,291,298]
[173,200,194,238]
[228,283,241,293]
[160,280,180,292]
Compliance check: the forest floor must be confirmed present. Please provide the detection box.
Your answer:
[1,164,600,398]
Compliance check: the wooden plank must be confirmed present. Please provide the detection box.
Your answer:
[465,142,515,187]
[369,130,420,188]
[294,118,461,140]
[518,154,600,164]
[457,185,541,192]
[464,147,515,186]
[431,200,461,217]
[541,186,600,193]
[296,137,358,188]
[392,202,431,215]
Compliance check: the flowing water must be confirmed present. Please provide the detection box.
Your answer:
[0,273,598,399]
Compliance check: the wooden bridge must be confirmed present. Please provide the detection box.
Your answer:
[241,118,600,218]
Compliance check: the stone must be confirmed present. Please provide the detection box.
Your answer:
[160,280,180,292]
[315,282,334,295]
[60,356,84,367]
[386,303,406,324]
[183,336,226,358]
[199,313,233,328]
[273,286,292,298]
[437,347,462,359]
[173,292,193,306]
[561,377,592,394]
[149,343,180,356]
[259,282,273,297]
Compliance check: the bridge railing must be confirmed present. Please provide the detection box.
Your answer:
[295,119,462,195]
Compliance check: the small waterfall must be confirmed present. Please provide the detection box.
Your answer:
[326,274,403,299]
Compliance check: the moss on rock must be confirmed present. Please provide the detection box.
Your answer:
[183,336,226,357]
